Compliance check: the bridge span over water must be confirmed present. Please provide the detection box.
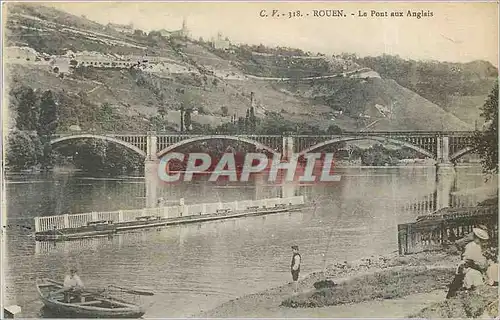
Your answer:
[41,130,476,208]
[49,130,476,165]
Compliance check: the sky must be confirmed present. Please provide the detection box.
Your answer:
[36,2,499,65]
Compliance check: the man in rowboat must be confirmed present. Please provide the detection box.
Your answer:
[65,267,85,302]
[50,267,85,302]
[64,267,85,291]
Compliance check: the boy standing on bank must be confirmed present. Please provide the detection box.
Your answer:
[291,245,301,293]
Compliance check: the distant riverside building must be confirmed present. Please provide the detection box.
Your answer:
[107,22,134,34]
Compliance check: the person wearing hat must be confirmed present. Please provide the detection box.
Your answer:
[461,227,490,290]
[447,226,492,298]
[291,245,301,293]
[454,224,490,252]
[63,266,85,302]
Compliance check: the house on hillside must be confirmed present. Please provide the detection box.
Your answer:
[50,57,71,74]
[5,46,38,61]
[158,29,172,38]
[107,22,134,34]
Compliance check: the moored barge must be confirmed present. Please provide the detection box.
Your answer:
[34,196,306,241]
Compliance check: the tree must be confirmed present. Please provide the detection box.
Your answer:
[221,106,229,116]
[184,108,192,131]
[98,102,115,130]
[6,131,42,170]
[327,124,343,135]
[11,86,39,131]
[237,117,246,133]
[37,90,58,168]
[158,104,167,120]
[37,90,58,137]
[245,109,250,131]
[180,105,185,132]
[249,107,257,131]
[40,142,54,170]
[473,81,498,174]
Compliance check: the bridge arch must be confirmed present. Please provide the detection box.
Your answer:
[298,136,435,159]
[50,134,147,157]
[450,147,476,162]
[157,135,280,158]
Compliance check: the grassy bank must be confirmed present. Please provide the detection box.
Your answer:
[198,248,498,318]
[281,266,453,308]
[196,251,462,318]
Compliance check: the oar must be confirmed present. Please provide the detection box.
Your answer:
[83,288,108,296]
[108,285,155,296]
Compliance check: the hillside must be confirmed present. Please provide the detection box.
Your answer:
[273,76,473,131]
[356,55,498,127]
[3,2,483,134]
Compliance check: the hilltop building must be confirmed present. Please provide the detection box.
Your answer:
[107,22,134,34]
[171,18,190,38]
[212,32,231,50]
[157,18,190,39]
[158,29,172,38]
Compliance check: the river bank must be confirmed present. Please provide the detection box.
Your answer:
[195,249,497,318]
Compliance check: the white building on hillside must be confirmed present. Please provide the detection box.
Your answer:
[107,22,134,34]
[5,46,38,61]
[213,32,231,50]
[156,18,189,38]
[158,29,172,38]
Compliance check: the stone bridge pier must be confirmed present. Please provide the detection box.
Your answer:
[435,136,455,175]
[145,134,160,208]
[281,134,294,161]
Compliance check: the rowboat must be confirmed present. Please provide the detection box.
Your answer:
[36,278,145,318]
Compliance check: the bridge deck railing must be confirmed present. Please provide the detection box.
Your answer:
[47,131,476,137]
[34,196,305,233]
[398,205,497,255]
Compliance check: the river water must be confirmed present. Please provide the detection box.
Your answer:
[3,166,496,318]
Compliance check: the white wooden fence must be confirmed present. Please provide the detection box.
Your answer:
[34,196,305,233]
